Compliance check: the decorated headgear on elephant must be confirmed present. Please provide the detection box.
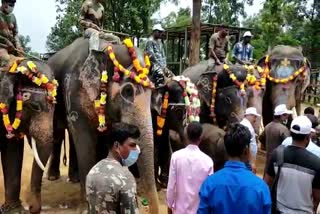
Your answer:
[257,45,311,127]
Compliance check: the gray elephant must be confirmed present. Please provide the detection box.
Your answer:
[30,38,160,214]
[0,60,56,213]
[258,45,311,127]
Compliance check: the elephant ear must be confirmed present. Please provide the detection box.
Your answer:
[79,51,103,101]
[257,56,267,68]
[197,71,216,107]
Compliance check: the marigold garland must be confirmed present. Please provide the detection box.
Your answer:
[223,64,246,95]
[156,76,201,136]
[0,60,58,138]
[209,74,218,122]
[95,71,108,132]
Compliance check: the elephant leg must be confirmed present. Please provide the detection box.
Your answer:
[67,116,97,203]
[0,138,25,213]
[154,136,161,191]
[68,134,80,183]
[47,137,63,181]
[158,133,170,188]
[29,142,53,214]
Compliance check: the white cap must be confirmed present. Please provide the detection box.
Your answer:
[245,107,261,117]
[290,116,312,135]
[243,31,253,37]
[274,104,293,116]
[152,24,164,32]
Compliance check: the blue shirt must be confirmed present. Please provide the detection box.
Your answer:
[198,161,271,214]
[232,41,254,61]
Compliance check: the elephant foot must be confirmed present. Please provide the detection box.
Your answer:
[28,193,41,214]
[0,201,26,214]
[47,170,60,181]
[67,177,80,183]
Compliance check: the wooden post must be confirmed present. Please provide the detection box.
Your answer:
[189,0,202,66]
[171,39,175,63]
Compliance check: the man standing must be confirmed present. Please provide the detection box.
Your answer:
[79,0,120,47]
[86,123,140,213]
[198,123,271,214]
[167,122,213,214]
[260,104,291,174]
[265,116,320,213]
[240,107,261,173]
[0,0,23,71]
[232,31,254,65]
[145,24,172,87]
[207,29,229,71]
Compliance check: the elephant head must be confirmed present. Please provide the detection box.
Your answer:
[258,45,311,126]
[70,39,159,213]
[0,60,56,169]
[196,64,248,128]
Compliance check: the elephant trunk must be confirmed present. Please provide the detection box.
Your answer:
[29,110,54,146]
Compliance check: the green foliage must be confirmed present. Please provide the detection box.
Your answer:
[201,0,253,25]
[163,7,192,28]
[46,0,163,52]
[19,35,40,56]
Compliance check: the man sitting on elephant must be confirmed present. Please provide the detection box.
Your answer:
[0,0,23,72]
[80,0,120,50]
[232,31,254,65]
[145,24,173,87]
[207,28,229,72]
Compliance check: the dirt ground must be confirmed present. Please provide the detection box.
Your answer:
[0,104,316,213]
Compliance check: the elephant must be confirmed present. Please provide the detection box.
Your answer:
[0,59,56,213]
[183,62,248,128]
[33,38,160,214]
[258,45,311,127]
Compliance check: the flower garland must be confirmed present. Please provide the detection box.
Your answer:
[263,55,307,84]
[209,74,218,122]
[223,64,246,95]
[156,76,201,136]
[0,60,58,138]
[96,38,153,132]
[106,39,153,88]
[156,92,169,136]
[94,71,108,132]
[244,65,267,90]
[0,92,23,139]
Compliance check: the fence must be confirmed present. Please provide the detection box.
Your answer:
[302,69,320,105]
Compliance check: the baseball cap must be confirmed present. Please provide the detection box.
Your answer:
[243,31,253,37]
[245,107,261,117]
[290,116,312,135]
[274,104,293,116]
[152,24,164,32]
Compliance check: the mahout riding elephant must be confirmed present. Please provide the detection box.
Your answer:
[258,45,311,127]
[33,38,160,214]
[0,59,56,213]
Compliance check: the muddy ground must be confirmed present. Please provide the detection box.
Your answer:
[0,104,317,213]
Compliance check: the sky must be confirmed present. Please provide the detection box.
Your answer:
[14,0,264,53]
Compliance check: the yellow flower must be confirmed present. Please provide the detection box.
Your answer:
[41,75,49,84]
[33,77,42,86]
[124,70,130,76]
[261,78,266,85]
[143,81,149,87]
[17,66,27,74]
[157,116,165,128]
[294,71,300,76]
[98,114,105,125]
[156,129,163,136]
[289,75,294,80]
[12,119,21,130]
[52,79,59,86]
[94,100,100,108]
[134,76,141,83]
[257,66,263,73]
[51,89,57,97]
[0,103,6,110]
[123,38,134,48]
[145,55,151,67]
[101,71,108,82]
[223,64,230,70]
[100,93,107,105]
[9,62,18,73]
[109,53,115,60]
[229,74,236,81]
[16,100,23,111]
[265,55,270,63]
[27,61,37,72]
[275,79,280,83]
[114,60,119,67]
[3,114,10,127]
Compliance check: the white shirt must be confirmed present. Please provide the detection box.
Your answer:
[282,137,320,158]
[240,118,257,158]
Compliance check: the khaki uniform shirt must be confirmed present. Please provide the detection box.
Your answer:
[86,158,139,214]
[79,0,105,30]
[209,33,229,60]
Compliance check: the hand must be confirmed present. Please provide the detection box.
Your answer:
[215,59,222,65]
[91,23,101,31]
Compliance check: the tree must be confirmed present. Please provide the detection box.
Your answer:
[18,35,40,57]
[163,7,192,28]
[189,0,202,66]
[202,0,253,25]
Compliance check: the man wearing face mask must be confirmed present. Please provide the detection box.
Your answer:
[265,116,320,214]
[0,0,23,71]
[260,104,291,175]
[86,123,140,214]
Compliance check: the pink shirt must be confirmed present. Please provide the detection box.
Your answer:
[166,144,214,214]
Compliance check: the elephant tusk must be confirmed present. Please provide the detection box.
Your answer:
[292,107,297,119]
[31,137,46,171]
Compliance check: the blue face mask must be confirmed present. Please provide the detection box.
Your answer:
[121,145,140,167]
